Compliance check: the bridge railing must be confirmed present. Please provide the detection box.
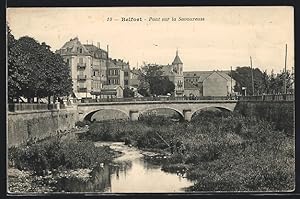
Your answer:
[8,103,66,112]
[238,94,294,101]
[79,96,236,103]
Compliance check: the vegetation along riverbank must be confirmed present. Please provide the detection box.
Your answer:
[80,110,294,192]
[8,129,120,192]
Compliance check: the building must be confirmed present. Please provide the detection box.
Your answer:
[184,81,201,97]
[100,85,124,98]
[184,70,236,96]
[160,50,185,96]
[56,37,109,99]
[128,51,185,97]
[129,68,142,89]
[84,43,108,97]
[107,58,131,89]
[57,37,131,99]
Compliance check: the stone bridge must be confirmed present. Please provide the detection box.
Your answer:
[77,100,238,121]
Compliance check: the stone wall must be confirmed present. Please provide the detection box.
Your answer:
[7,109,78,147]
[234,101,294,135]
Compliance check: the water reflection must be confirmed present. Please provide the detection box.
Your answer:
[55,142,194,192]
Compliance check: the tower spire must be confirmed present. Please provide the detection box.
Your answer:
[172,48,183,65]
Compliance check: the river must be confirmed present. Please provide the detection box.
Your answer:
[55,142,194,193]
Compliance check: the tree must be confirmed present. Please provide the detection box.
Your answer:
[260,70,270,94]
[123,87,135,98]
[269,70,294,94]
[7,28,72,103]
[138,64,175,96]
[232,66,295,95]
[231,66,265,95]
[8,26,32,101]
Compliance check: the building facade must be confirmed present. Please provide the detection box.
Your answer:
[84,43,108,97]
[56,37,95,99]
[100,85,124,98]
[161,50,185,96]
[183,70,236,97]
[106,58,129,89]
[57,37,236,99]
[57,37,130,99]
[129,68,141,89]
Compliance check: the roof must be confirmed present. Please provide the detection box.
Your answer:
[184,71,211,76]
[102,85,123,90]
[184,70,233,82]
[172,50,183,65]
[107,58,129,69]
[184,81,200,89]
[74,92,93,99]
[204,71,233,82]
[59,37,90,54]
[83,44,99,52]
[216,71,232,81]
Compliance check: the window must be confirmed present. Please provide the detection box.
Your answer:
[78,82,85,88]
[79,48,83,53]
[124,72,128,76]
[66,58,70,66]
[125,80,128,85]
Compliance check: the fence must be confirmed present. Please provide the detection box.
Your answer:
[79,96,236,103]
[8,103,66,112]
[238,94,294,101]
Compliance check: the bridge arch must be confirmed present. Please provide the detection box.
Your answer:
[83,109,130,122]
[190,106,233,120]
[139,107,184,121]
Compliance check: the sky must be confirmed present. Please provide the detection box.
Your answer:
[7,6,294,73]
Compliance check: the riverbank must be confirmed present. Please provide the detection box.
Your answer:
[8,128,121,193]
[81,111,294,191]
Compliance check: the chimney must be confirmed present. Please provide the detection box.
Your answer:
[97,42,100,49]
[107,45,109,57]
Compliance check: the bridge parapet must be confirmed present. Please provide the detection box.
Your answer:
[79,96,237,103]
[77,100,238,122]
[238,94,294,102]
[77,100,238,106]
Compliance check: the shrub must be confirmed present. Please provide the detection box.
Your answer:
[136,131,168,149]
[9,138,114,175]
[75,120,91,128]
[138,114,175,126]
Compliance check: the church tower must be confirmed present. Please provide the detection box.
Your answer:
[172,49,183,75]
[171,50,184,96]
